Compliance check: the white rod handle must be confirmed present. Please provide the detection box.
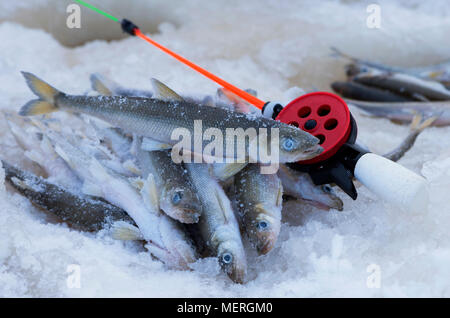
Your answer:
[354,153,429,213]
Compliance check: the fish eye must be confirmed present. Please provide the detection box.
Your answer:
[282,137,295,152]
[322,185,332,193]
[172,191,183,205]
[257,221,269,230]
[221,253,233,264]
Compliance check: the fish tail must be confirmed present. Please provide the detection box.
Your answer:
[19,72,62,116]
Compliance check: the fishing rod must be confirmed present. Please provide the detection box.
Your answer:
[74,0,429,212]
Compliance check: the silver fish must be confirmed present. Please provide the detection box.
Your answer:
[41,125,197,270]
[332,47,450,85]
[353,70,450,101]
[347,99,450,126]
[19,72,322,164]
[2,160,134,232]
[91,75,204,224]
[186,163,247,283]
[233,164,282,255]
[136,142,202,224]
[277,164,343,211]
[331,81,412,102]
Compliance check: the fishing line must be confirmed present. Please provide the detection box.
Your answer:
[74,0,266,109]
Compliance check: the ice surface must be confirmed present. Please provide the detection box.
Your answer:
[0,0,450,297]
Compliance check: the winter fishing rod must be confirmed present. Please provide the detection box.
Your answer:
[74,0,429,212]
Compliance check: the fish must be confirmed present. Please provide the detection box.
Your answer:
[233,164,282,255]
[347,99,450,126]
[136,141,202,224]
[19,72,322,164]
[332,47,450,85]
[186,163,247,283]
[4,113,80,190]
[2,160,134,232]
[40,125,197,269]
[277,164,344,211]
[353,70,450,101]
[331,81,412,102]
[383,115,437,162]
[91,75,204,224]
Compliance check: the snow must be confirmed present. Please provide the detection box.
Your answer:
[0,0,450,297]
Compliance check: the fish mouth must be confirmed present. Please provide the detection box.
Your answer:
[176,206,202,224]
[302,144,324,158]
[228,267,247,284]
[257,239,276,255]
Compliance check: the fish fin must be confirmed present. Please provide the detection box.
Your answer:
[212,162,247,181]
[276,180,283,207]
[19,72,62,116]
[90,73,113,96]
[214,187,228,223]
[10,177,33,191]
[418,116,437,130]
[150,78,184,101]
[122,160,141,175]
[409,113,422,131]
[24,150,45,167]
[141,173,159,210]
[202,96,215,107]
[19,100,56,116]
[141,137,172,151]
[129,177,144,190]
[111,221,143,241]
[245,88,258,97]
[53,144,75,170]
[130,134,139,157]
[411,93,429,102]
[81,180,103,197]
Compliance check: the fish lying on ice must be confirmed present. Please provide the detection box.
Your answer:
[19,72,322,164]
[4,113,80,189]
[186,163,247,283]
[135,139,202,224]
[233,164,282,255]
[278,164,344,211]
[39,124,198,269]
[347,99,450,126]
[331,47,450,86]
[91,75,204,224]
[331,81,412,102]
[352,70,450,101]
[2,160,134,232]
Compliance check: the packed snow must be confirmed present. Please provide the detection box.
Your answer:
[0,0,450,297]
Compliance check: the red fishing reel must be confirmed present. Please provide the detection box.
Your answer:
[277,92,352,164]
[263,92,367,199]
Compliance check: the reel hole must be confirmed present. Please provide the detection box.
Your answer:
[324,118,338,130]
[316,134,325,144]
[298,106,311,118]
[317,105,331,116]
[288,121,299,128]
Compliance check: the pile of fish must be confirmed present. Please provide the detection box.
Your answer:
[331,47,450,127]
[1,70,431,283]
